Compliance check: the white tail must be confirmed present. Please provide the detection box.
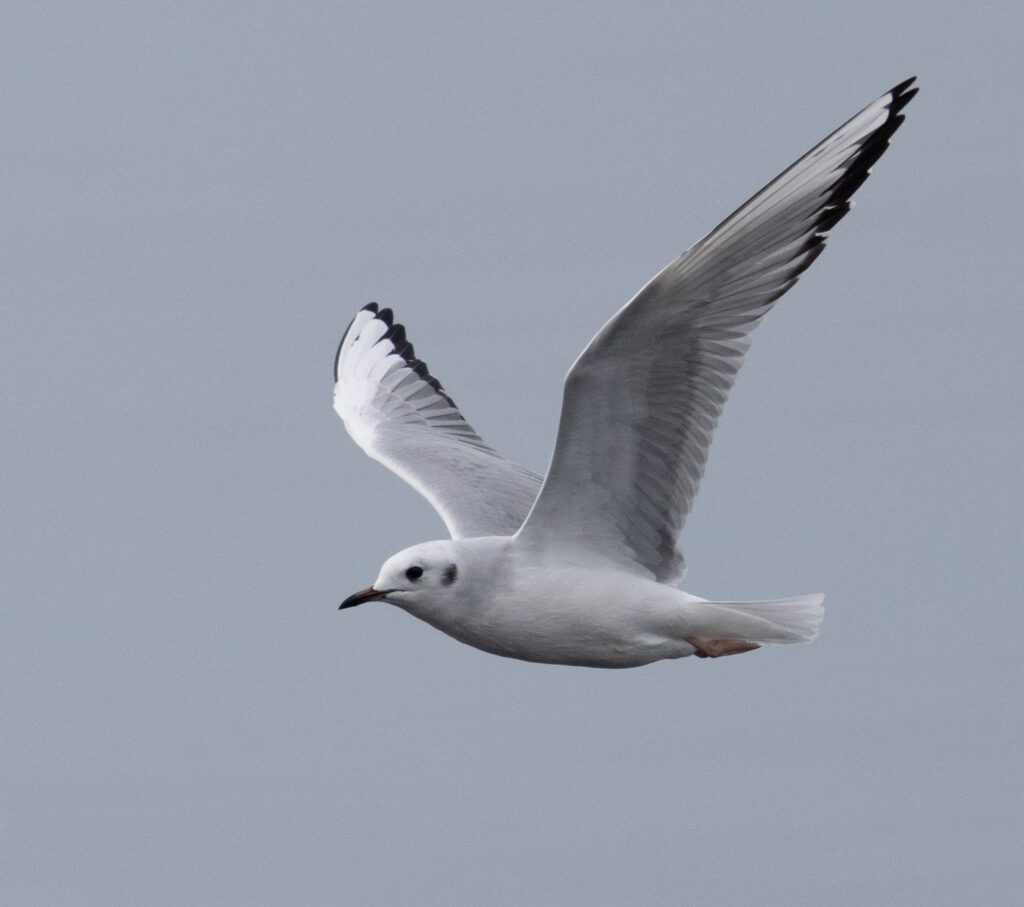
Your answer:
[703,594,825,644]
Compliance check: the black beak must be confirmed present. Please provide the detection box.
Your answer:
[339,586,390,609]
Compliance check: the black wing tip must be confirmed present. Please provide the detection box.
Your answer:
[889,76,918,112]
[814,76,918,237]
[334,302,459,409]
[881,77,918,134]
[383,322,409,358]
[335,302,381,380]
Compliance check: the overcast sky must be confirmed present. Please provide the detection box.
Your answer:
[3,2,1021,905]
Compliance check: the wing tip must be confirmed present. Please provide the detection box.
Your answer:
[889,76,918,115]
[812,76,918,240]
[335,302,382,381]
[335,302,405,382]
[334,303,463,413]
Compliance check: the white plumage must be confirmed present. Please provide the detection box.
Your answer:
[334,79,916,667]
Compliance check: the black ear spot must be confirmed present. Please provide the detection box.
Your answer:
[442,564,458,586]
[405,565,424,582]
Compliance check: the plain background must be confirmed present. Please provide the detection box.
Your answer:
[3,2,1021,904]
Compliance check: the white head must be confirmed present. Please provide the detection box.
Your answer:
[340,538,494,621]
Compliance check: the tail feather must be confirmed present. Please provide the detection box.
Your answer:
[702,594,824,644]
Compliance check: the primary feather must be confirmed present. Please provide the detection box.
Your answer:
[334,304,542,538]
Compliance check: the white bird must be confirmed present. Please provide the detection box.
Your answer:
[334,79,916,668]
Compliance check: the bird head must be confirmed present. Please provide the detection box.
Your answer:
[340,539,464,613]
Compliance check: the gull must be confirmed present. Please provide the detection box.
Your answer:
[335,78,916,668]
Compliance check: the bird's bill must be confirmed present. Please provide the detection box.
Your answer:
[339,586,389,609]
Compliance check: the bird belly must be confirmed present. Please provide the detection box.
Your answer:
[423,570,700,668]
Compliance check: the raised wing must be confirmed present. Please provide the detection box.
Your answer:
[334,303,542,538]
[516,78,917,583]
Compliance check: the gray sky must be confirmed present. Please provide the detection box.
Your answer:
[3,2,1021,904]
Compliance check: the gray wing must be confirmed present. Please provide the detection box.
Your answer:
[334,304,542,538]
[516,78,917,583]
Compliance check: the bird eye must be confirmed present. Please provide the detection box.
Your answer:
[405,565,424,581]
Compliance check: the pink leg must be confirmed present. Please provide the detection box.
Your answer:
[684,637,761,659]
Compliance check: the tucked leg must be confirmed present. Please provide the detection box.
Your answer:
[684,637,761,659]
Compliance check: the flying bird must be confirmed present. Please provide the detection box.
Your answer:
[334,79,916,667]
